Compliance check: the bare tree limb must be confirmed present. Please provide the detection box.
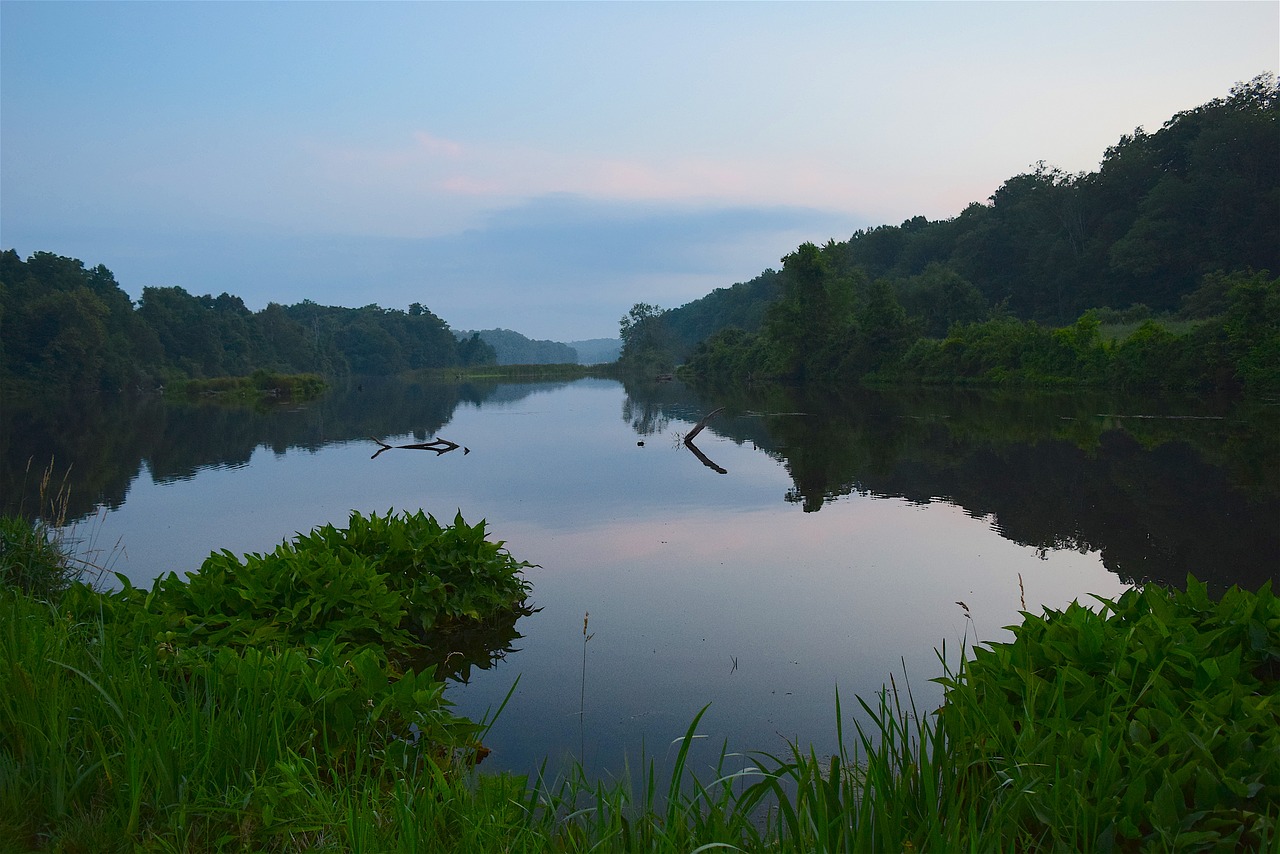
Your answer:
[683,407,724,445]
[370,436,465,459]
[683,407,727,474]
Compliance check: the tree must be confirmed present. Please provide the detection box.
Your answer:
[455,333,497,367]
[618,303,675,374]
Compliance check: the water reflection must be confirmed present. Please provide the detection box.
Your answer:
[2,378,1276,595]
[0,376,544,521]
[622,381,1279,592]
[406,606,537,684]
[4,376,1277,781]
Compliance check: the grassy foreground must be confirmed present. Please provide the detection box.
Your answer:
[1,511,1276,852]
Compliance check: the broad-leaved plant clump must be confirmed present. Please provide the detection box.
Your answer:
[939,577,1279,850]
[133,509,533,657]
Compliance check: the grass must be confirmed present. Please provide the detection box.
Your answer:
[169,370,327,402]
[417,363,619,382]
[0,511,1275,852]
[0,460,111,600]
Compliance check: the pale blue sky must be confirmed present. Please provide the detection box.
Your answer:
[2,1,1276,340]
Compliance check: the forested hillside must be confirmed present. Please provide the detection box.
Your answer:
[457,329,577,365]
[0,251,496,394]
[567,338,621,365]
[628,73,1279,395]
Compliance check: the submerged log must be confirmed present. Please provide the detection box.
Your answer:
[683,407,727,474]
[683,407,724,445]
[370,436,468,460]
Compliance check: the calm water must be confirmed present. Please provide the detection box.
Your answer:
[3,377,1276,780]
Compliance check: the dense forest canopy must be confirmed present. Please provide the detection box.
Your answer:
[0,251,497,394]
[622,73,1278,395]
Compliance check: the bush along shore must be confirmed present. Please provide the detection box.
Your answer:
[1,511,1276,852]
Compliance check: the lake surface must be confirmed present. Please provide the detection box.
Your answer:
[3,377,1277,781]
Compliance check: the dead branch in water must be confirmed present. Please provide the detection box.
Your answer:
[370,437,469,460]
[683,407,724,445]
[683,407,727,474]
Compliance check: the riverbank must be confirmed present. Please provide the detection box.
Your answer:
[168,370,327,402]
[1,513,1275,851]
[415,362,621,382]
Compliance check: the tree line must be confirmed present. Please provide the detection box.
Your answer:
[0,251,497,395]
[622,73,1278,396]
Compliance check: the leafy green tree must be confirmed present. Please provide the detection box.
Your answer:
[762,242,860,380]
[455,333,497,367]
[895,263,988,337]
[618,302,675,374]
[661,269,783,358]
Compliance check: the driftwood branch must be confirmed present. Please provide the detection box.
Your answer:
[370,436,468,460]
[683,407,724,445]
[683,407,727,474]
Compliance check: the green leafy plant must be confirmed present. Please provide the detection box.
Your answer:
[132,509,533,657]
[939,577,1280,850]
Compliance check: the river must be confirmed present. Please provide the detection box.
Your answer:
[3,376,1276,780]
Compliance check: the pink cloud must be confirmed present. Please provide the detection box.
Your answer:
[413,131,465,158]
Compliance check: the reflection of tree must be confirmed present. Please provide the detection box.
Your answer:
[620,378,678,437]
[0,377,576,523]
[650,385,1280,592]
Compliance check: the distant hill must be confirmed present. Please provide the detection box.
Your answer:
[457,329,578,365]
[568,338,621,364]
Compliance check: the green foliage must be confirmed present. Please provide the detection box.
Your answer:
[672,75,1278,395]
[0,508,535,847]
[292,509,534,634]
[171,369,327,401]
[894,261,989,337]
[0,251,486,394]
[0,591,485,850]
[682,241,919,385]
[540,578,1280,852]
[835,74,1278,321]
[618,302,677,375]
[939,578,1280,850]
[137,509,532,655]
[662,268,783,357]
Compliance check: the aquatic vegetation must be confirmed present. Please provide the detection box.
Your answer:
[171,370,327,402]
[130,509,533,656]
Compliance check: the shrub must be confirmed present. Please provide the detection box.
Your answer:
[939,578,1280,850]
[134,509,533,657]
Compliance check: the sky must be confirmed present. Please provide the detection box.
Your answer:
[2,2,1276,342]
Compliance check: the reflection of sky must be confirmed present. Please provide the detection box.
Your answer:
[79,380,1129,779]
